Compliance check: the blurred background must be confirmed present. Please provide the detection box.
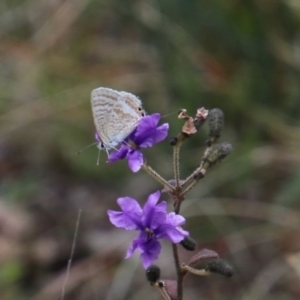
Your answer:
[1,0,300,299]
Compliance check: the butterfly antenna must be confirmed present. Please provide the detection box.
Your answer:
[76,142,98,155]
[161,110,178,119]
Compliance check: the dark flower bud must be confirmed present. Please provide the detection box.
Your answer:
[180,236,197,251]
[170,137,178,146]
[206,259,234,278]
[203,142,232,168]
[207,108,224,139]
[146,265,161,283]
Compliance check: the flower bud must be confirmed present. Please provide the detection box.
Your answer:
[146,265,161,284]
[202,142,232,168]
[206,259,234,278]
[207,108,224,140]
[170,137,178,146]
[180,236,197,251]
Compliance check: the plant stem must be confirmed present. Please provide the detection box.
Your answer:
[181,169,206,196]
[173,144,181,188]
[172,243,183,300]
[142,163,175,192]
[180,161,204,187]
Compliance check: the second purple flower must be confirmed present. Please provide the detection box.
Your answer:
[107,191,189,268]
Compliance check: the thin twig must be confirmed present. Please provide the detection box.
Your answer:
[61,209,82,300]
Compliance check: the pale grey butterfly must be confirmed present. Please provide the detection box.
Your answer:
[91,87,145,154]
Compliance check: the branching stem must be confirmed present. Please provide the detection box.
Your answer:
[182,169,206,196]
[142,163,175,192]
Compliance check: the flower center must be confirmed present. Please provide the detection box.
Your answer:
[145,228,155,239]
[128,139,138,149]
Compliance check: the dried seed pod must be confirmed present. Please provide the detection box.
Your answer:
[194,107,209,130]
[182,117,197,136]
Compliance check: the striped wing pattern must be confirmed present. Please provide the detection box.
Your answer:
[91,87,144,149]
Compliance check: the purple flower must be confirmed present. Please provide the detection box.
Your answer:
[108,113,169,172]
[107,191,189,268]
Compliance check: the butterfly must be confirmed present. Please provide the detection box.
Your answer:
[91,87,145,153]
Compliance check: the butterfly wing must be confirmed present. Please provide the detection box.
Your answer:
[91,87,119,147]
[91,88,145,149]
[106,91,144,146]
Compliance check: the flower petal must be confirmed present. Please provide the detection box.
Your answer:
[156,224,189,243]
[140,125,168,147]
[125,232,145,258]
[108,145,129,162]
[128,150,144,172]
[155,213,189,243]
[151,123,169,145]
[117,196,143,215]
[143,191,168,214]
[134,114,164,147]
[139,239,161,269]
[107,197,143,230]
[143,191,161,211]
[135,114,160,138]
[142,191,167,228]
[166,212,186,227]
